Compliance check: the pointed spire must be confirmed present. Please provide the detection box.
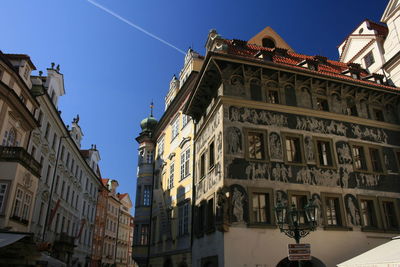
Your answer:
[150,101,154,117]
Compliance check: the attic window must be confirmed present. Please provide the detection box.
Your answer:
[308,62,318,71]
[359,28,364,34]
[255,50,273,61]
[351,72,360,79]
[364,51,375,68]
[262,38,275,49]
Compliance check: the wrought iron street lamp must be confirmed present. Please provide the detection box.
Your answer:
[275,199,318,244]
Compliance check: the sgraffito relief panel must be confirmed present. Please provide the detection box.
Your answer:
[195,107,223,201]
[223,105,400,193]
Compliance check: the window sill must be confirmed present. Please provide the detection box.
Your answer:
[247,223,276,229]
[323,225,352,231]
[246,158,268,163]
[179,174,190,182]
[285,161,307,167]
[316,165,337,170]
[361,227,384,233]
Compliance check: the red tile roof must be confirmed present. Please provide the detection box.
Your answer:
[101,178,109,186]
[118,193,128,200]
[223,39,397,91]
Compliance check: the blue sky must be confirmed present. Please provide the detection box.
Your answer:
[1,0,387,212]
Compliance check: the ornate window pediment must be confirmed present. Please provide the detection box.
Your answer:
[179,137,191,149]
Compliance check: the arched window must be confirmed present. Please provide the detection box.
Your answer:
[250,79,262,101]
[262,37,275,48]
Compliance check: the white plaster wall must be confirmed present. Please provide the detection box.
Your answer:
[384,9,400,61]
[224,227,394,267]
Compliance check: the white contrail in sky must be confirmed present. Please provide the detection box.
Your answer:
[86,0,186,55]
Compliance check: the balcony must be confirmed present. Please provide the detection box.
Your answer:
[0,146,41,177]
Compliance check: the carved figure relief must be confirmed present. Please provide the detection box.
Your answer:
[228,106,288,127]
[216,187,230,232]
[356,173,380,187]
[226,127,242,154]
[311,194,323,225]
[296,167,340,187]
[296,117,347,136]
[269,132,283,160]
[246,162,271,180]
[351,124,387,143]
[304,136,315,162]
[272,163,292,182]
[340,165,351,188]
[217,131,223,159]
[276,190,288,206]
[345,194,361,226]
[337,143,352,164]
[230,184,248,223]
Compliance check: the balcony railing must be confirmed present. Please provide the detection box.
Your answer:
[0,146,41,177]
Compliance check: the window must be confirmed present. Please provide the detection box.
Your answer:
[358,196,379,229]
[169,162,174,189]
[352,145,367,171]
[55,175,60,194]
[30,146,36,158]
[12,188,23,218]
[45,165,52,185]
[178,202,190,236]
[146,150,153,164]
[136,185,141,206]
[66,152,70,167]
[2,128,17,146]
[250,80,262,101]
[267,89,280,104]
[316,98,329,111]
[372,108,384,122]
[181,148,190,180]
[369,148,383,172]
[52,133,57,150]
[262,37,275,48]
[61,181,65,199]
[246,130,266,160]
[351,143,384,174]
[346,98,358,116]
[38,110,44,125]
[157,137,165,157]
[22,194,32,220]
[200,153,206,178]
[171,117,179,140]
[143,185,151,206]
[44,122,51,140]
[250,190,272,224]
[0,183,8,214]
[315,139,335,167]
[140,225,149,245]
[289,191,309,224]
[60,146,65,161]
[322,193,345,227]
[364,51,375,68]
[284,134,303,164]
[209,142,215,170]
[379,198,399,230]
[182,114,190,128]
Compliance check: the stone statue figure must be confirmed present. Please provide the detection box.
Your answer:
[232,188,244,222]
[346,196,360,226]
[269,132,282,160]
[312,194,323,225]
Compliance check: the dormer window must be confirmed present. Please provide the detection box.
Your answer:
[255,50,273,61]
[232,39,247,47]
[308,62,318,71]
[364,51,375,68]
[351,72,360,79]
[262,38,275,49]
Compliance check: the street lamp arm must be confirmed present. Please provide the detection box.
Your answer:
[280,228,311,244]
